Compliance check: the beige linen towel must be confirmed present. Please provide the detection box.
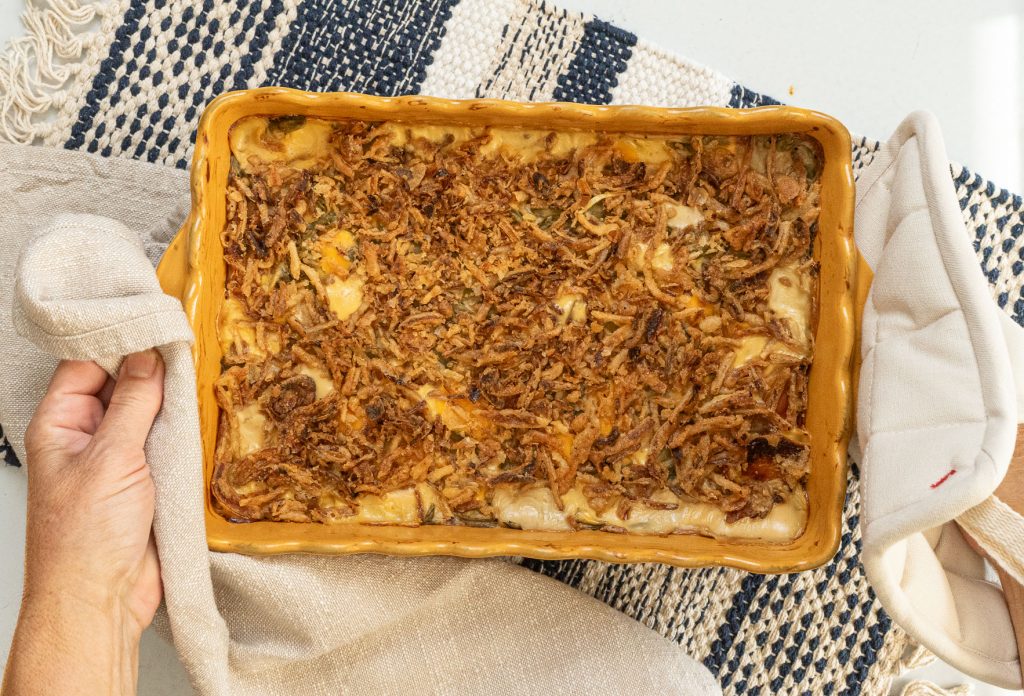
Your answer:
[0,144,720,695]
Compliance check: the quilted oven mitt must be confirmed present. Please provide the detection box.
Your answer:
[856,111,1024,689]
[0,144,720,695]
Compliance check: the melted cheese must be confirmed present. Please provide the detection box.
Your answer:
[613,137,673,164]
[319,230,356,275]
[768,264,813,350]
[665,202,703,230]
[494,484,805,541]
[733,335,768,367]
[374,124,677,166]
[554,293,587,324]
[325,275,364,320]
[379,123,474,148]
[417,384,485,433]
[297,364,334,399]
[353,489,420,525]
[629,242,675,273]
[492,485,572,531]
[235,403,266,457]
[330,229,356,250]
[218,297,279,357]
[230,117,333,170]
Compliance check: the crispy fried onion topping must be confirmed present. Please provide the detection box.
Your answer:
[214,118,821,530]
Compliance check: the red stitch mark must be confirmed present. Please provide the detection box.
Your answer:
[930,468,957,489]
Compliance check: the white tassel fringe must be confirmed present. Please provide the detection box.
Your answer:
[0,0,118,144]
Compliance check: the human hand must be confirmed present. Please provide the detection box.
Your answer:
[2,351,165,696]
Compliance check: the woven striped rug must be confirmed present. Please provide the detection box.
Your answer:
[2,1,1022,694]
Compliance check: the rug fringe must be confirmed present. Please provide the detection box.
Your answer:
[871,626,978,696]
[899,680,974,696]
[0,0,117,144]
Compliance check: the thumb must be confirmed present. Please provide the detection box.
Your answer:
[94,349,165,452]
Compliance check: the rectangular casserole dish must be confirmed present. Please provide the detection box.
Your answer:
[157,87,857,572]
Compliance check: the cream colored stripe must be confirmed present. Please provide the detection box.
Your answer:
[959,495,1024,585]
[474,0,585,102]
[418,0,518,99]
[610,40,732,108]
[152,0,302,168]
[248,0,300,90]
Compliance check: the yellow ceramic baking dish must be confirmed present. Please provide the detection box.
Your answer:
[157,87,858,572]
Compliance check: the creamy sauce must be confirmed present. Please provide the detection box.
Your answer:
[733,335,769,367]
[353,489,420,525]
[369,122,676,165]
[620,137,673,164]
[553,292,587,324]
[492,485,572,531]
[236,119,680,169]
[768,264,813,351]
[665,202,702,230]
[218,297,279,357]
[381,123,599,162]
[230,117,333,170]
[629,242,675,273]
[235,403,266,457]
[297,364,334,399]
[314,484,451,525]
[495,483,806,541]
[315,481,804,540]
[380,123,475,149]
[325,275,364,320]
[416,384,485,433]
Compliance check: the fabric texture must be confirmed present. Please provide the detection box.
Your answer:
[851,111,1024,687]
[3,1,1024,694]
[855,111,1024,690]
[0,143,722,696]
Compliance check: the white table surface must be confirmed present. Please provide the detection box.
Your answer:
[0,2,1021,694]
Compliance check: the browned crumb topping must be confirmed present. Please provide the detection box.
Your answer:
[213,116,821,530]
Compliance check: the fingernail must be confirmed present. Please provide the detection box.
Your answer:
[122,349,160,379]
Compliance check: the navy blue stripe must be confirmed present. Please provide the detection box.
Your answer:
[267,0,457,95]
[954,165,1024,326]
[171,0,288,168]
[566,557,587,587]
[552,18,635,105]
[65,0,291,166]
[137,0,217,164]
[604,561,635,609]
[634,563,659,623]
[703,572,767,676]
[728,83,781,108]
[521,557,587,588]
[672,569,712,642]
[720,574,781,690]
[65,0,147,150]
